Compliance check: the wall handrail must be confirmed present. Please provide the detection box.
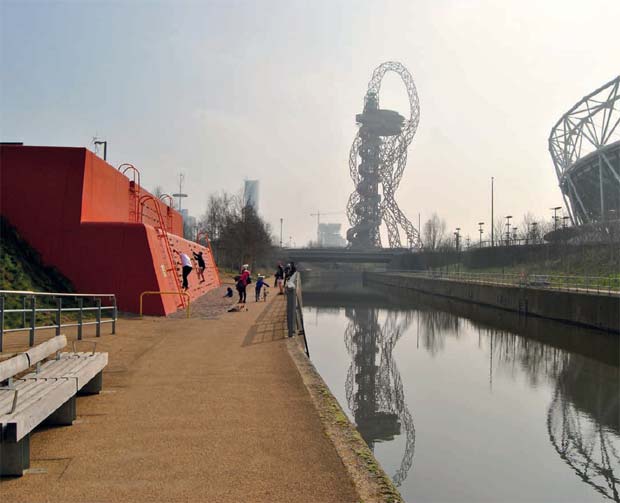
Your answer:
[285,272,309,357]
[0,290,115,298]
[139,291,190,319]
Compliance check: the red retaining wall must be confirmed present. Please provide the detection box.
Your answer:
[0,145,220,315]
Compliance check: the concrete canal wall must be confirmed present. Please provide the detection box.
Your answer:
[364,272,620,333]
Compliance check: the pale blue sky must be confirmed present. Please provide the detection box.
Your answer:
[2,0,619,245]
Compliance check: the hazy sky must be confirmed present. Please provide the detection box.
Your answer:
[2,0,619,246]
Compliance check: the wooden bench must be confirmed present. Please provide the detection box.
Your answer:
[0,335,108,476]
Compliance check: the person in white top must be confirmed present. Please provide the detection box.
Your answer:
[178,251,193,290]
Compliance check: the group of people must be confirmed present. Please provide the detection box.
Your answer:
[176,250,207,290]
[274,261,296,294]
[227,261,297,305]
[228,264,269,304]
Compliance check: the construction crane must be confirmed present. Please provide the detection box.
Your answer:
[310,211,345,246]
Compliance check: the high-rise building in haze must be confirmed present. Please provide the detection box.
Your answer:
[243,180,259,212]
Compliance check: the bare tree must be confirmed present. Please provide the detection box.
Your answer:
[422,213,447,250]
[486,218,506,246]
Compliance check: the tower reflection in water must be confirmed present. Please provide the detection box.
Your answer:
[343,307,415,486]
[336,301,619,500]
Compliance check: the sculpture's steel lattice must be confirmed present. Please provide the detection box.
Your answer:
[549,76,620,225]
[346,61,421,249]
[344,308,415,486]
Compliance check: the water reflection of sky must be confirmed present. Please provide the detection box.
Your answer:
[303,294,620,503]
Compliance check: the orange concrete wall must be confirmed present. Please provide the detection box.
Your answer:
[0,145,220,316]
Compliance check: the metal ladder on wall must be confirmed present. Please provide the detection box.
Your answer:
[138,195,187,309]
[118,163,141,222]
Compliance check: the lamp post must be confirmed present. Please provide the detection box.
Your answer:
[93,140,107,161]
[454,227,461,252]
[505,215,512,246]
[280,218,283,248]
[551,206,562,232]
[491,177,495,247]
[172,173,188,212]
[478,222,484,247]
[562,216,570,229]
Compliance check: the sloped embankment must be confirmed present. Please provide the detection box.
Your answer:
[0,216,74,327]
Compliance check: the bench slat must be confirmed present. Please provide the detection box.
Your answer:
[0,379,76,442]
[0,354,29,383]
[24,335,67,367]
[0,380,38,410]
[22,353,108,390]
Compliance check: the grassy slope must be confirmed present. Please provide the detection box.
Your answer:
[1,216,75,328]
[0,216,74,293]
[465,246,619,279]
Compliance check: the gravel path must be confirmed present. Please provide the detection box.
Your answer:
[0,293,359,502]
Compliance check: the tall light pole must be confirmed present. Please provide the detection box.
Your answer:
[172,173,188,212]
[279,218,283,248]
[478,222,484,247]
[454,227,461,252]
[551,206,562,232]
[93,139,107,161]
[505,215,512,246]
[491,177,495,247]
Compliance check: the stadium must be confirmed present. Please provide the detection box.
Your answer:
[549,76,620,226]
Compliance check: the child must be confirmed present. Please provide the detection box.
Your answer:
[255,275,269,301]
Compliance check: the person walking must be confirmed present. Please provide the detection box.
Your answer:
[193,251,206,282]
[275,262,285,295]
[178,251,193,290]
[237,265,251,303]
[255,275,269,301]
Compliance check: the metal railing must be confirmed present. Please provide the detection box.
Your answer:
[0,290,117,352]
[285,272,309,357]
[388,271,620,296]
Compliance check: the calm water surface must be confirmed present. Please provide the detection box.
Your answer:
[303,287,620,503]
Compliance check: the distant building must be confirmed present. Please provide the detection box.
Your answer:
[244,180,259,212]
[318,223,346,247]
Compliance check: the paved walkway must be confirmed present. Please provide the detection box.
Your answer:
[0,289,359,502]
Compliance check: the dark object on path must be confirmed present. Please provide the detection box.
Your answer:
[224,287,234,298]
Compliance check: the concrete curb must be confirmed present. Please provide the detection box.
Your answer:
[285,335,404,503]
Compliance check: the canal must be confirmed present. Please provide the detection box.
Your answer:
[302,274,620,502]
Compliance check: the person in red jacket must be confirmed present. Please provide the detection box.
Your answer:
[236,265,251,303]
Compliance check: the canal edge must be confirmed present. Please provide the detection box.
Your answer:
[285,336,404,503]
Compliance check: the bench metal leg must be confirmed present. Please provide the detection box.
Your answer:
[0,433,30,477]
[44,396,76,426]
[79,371,103,395]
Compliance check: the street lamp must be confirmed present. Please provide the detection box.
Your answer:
[93,139,107,161]
[505,215,512,246]
[280,218,283,248]
[550,206,562,232]
[562,216,570,229]
[491,177,495,247]
[478,222,484,247]
[454,227,461,251]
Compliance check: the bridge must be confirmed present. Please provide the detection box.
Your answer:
[283,247,412,264]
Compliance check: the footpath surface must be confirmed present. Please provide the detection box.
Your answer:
[0,288,359,503]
